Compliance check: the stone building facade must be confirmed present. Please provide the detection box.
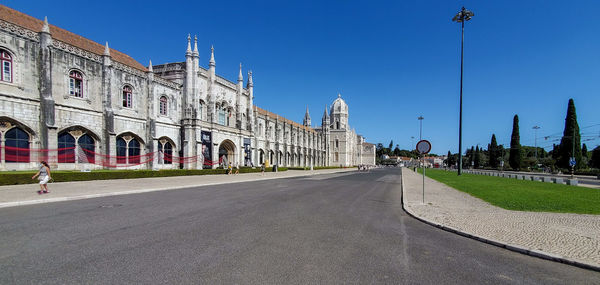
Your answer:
[0,5,375,171]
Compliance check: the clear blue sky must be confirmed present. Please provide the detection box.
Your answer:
[6,0,600,154]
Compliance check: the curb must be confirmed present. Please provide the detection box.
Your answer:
[0,169,357,209]
[399,168,600,272]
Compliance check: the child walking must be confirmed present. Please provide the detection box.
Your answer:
[32,161,51,194]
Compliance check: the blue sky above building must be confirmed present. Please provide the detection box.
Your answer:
[6,0,599,154]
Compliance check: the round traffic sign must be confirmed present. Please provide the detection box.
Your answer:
[416,140,432,154]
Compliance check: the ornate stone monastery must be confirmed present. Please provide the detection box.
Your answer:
[0,5,375,170]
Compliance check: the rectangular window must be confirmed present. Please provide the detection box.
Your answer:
[3,62,11,82]
[218,110,226,125]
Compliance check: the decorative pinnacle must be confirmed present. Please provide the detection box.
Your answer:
[238,63,243,82]
[209,45,215,66]
[247,70,253,86]
[186,34,192,54]
[338,93,341,98]
[41,16,50,33]
[148,60,153,72]
[103,42,110,56]
[193,35,198,55]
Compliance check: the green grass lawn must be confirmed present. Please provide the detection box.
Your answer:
[417,169,600,214]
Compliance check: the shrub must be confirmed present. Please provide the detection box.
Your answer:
[0,167,288,186]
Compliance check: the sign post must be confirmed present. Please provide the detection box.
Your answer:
[416,140,432,204]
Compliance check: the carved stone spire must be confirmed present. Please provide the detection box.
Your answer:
[323,105,329,119]
[193,35,199,56]
[303,106,311,127]
[148,60,153,72]
[103,42,110,56]
[247,70,253,87]
[238,63,243,82]
[209,45,215,67]
[186,34,192,56]
[41,16,50,34]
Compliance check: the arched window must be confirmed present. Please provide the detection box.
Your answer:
[5,127,29,162]
[128,139,141,164]
[1,49,12,83]
[116,137,127,163]
[69,70,83,98]
[78,134,95,163]
[336,121,340,129]
[159,96,168,115]
[122,85,133,108]
[58,133,75,163]
[116,136,142,164]
[335,139,339,148]
[159,141,173,165]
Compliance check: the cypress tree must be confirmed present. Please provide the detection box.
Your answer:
[474,146,481,168]
[582,143,588,158]
[558,99,582,169]
[509,114,522,170]
[489,134,499,168]
[469,146,475,167]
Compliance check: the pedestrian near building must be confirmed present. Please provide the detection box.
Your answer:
[235,163,239,175]
[261,163,265,176]
[32,161,51,194]
[227,163,232,175]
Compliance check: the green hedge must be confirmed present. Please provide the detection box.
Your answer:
[287,166,355,170]
[0,167,287,186]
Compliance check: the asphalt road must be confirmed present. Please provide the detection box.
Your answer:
[1,168,599,284]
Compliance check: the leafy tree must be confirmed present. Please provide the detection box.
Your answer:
[489,134,499,168]
[558,99,582,169]
[393,145,401,156]
[592,146,600,169]
[582,143,588,158]
[376,143,385,158]
[509,114,522,170]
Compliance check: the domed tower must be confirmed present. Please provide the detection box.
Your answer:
[330,93,348,130]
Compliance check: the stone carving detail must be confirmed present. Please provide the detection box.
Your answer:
[153,76,181,90]
[0,20,39,41]
[69,130,83,138]
[215,76,237,90]
[0,121,12,132]
[51,40,101,63]
[113,62,146,79]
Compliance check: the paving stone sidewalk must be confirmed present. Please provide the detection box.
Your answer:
[402,168,600,269]
[0,168,356,208]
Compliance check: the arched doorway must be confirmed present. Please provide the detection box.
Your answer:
[218,139,236,166]
[259,149,265,165]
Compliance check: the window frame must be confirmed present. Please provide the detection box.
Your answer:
[69,70,84,98]
[0,49,12,83]
[159,96,168,116]
[122,85,133,108]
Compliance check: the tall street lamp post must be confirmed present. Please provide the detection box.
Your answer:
[453,7,474,176]
[418,116,424,141]
[533,125,540,163]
